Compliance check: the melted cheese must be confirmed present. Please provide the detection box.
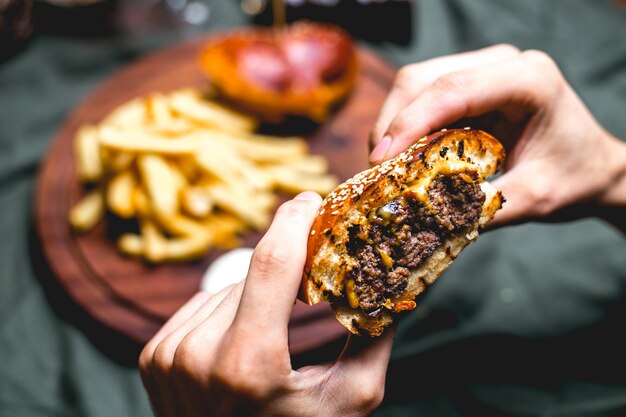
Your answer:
[404,160,480,209]
[345,278,359,309]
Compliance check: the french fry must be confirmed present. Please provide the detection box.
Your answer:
[208,183,273,230]
[117,233,143,257]
[204,213,245,248]
[145,93,196,136]
[157,214,210,237]
[273,154,330,175]
[196,175,274,212]
[162,234,214,262]
[267,166,339,196]
[145,93,172,124]
[168,89,257,133]
[120,229,215,262]
[119,227,216,262]
[132,186,151,217]
[141,218,168,263]
[196,130,308,163]
[74,125,103,182]
[195,138,272,191]
[176,156,202,183]
[194,148,245,190]
[138,155,185,220]
[105,151,135,173]
[99,126,197,155]
[69,188,104,232]
[107,171,136,218]
[100,97,147,128]
[181,186,213,218]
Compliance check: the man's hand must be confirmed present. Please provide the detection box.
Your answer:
[139,192,395,417]
[370,45,626,228]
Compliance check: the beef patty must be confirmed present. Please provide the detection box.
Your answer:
[346,173,485,313]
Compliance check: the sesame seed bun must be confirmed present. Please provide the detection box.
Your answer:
[300,129,505,336]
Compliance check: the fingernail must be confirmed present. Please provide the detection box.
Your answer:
[294,191,321,201]
[369,135,392,164]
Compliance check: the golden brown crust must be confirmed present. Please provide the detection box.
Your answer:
[199,22,358,123]
[301,129,505,336]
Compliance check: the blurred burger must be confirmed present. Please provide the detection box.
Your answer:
[200,21,358,123]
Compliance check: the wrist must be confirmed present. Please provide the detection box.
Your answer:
[593,133,626,232]
[597,134,626,208]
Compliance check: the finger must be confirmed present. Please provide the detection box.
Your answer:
[140,284,240,417]
[370,44,520,151]
[171,280,247,371]
[171,283,249,417]
[370,50,563,163]
[138,291,210,417]
[332,329,396,412]
[231,191,322,342]
[487,165,553,228]
[141,291,212,362]
[488,173,531,228]
[147,283,240,377]
[139,292,211,390]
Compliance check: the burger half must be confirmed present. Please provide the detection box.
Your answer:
[301,129,505,336]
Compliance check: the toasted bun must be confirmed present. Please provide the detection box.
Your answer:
[301,129,505,336]
[199,22,357,123]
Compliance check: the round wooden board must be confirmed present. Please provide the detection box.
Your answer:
[35,34,396,355]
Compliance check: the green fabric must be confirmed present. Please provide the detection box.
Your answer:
[1,1,625,416]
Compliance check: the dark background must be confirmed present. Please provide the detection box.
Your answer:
[1,1,626,416]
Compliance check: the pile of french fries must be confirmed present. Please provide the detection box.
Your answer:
[69,88,338,263]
